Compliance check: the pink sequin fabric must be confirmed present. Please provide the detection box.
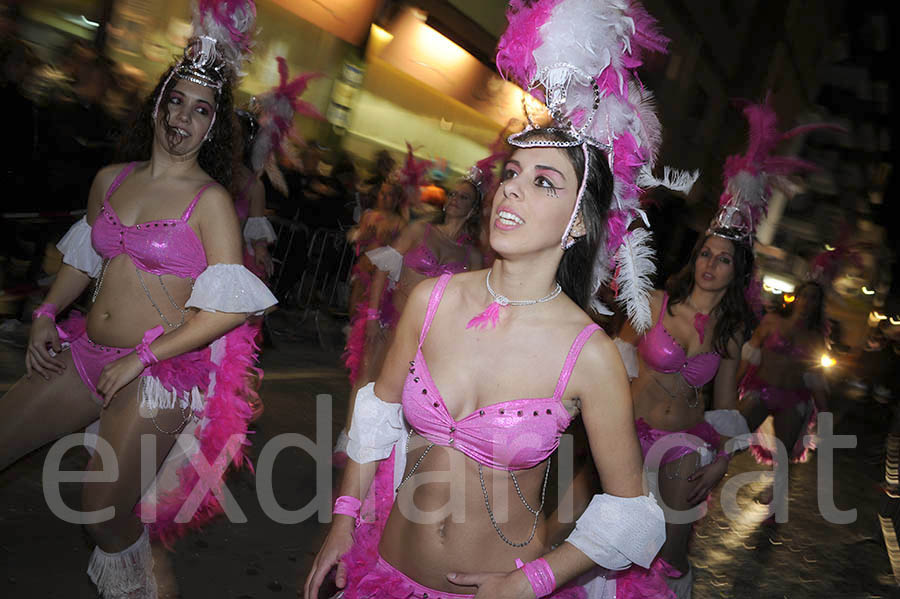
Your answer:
[92,162,209,279]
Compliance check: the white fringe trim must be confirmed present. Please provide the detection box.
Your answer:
[139,375,204,412]
[637,165,700,194]
[87,527,158,598]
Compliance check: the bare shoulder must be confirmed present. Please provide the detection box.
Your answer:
[192,182,234,216]
[87,163,134,219]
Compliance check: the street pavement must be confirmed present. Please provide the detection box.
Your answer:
[0,311,897,598]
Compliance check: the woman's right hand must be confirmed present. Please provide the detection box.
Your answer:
[303,517,355,599]
[26,316,65,380]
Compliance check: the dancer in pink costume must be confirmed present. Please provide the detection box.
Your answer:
[738,281,829,479]
[613,95,838,598]
[337,154,485,455]
[0,2,276,597]
[304,0,714,594]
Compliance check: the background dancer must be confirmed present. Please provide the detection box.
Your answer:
[0,2,276,596]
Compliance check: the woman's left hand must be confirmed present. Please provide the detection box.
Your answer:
[447,569,534,599]
[254,243,274,277]
[686,455,730,505]
[96,353,146,407]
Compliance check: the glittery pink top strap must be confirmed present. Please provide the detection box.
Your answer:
[418,273,453,348]
[552,324,601,401]
[105,162,138,201]
[182,183,215,221]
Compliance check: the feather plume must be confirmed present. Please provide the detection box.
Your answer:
[613,228,656,332]
[193,0,256,78]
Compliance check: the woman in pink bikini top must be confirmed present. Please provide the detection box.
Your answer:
[308,128,665,599]
[3,12,277,596]
[615,231,757,586]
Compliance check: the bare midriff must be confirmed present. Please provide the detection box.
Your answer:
[86,254,196,348]
[631,365,706,432]
[750,347,809,391]
[379,441,551,593]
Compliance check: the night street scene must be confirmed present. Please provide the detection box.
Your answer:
[0,1,896,598]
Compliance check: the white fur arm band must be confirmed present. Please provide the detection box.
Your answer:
[366,246,403,283]
[741,342,761,365]
[347,382,404,463]
[185,263,278,315]
[803,371,829,394]
[565,493,665,570]
[613,338,639,380]
[704,409,751,451]
[56,216,102,278]
[244,216,277,244]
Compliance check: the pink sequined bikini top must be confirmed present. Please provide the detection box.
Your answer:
[403,225,470,278]
[92,163,209,279]
[403,273,600,471]
[764,330,810,359]
[638,293,720,388]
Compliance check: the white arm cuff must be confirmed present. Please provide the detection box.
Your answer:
[613,338,639,380]
[366,246,403,283]
[347,382,404,463]
[243,216,277,244]
[704,409,751,451]
[565,493,665,570]
[185,263,277,315]
[56,216,102,278]
[741,342,761,365]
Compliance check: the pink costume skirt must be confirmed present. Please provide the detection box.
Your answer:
[58,312,212,407]
[613,556,679,599]
[56,311,259,546]
[635,417,720,469]
[739,368,817,465]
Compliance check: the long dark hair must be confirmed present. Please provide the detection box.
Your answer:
[115,67,236,189]
[447,179,483,243]
[508,129,614,311]
[787,281,825,333]
[665,234,757,357]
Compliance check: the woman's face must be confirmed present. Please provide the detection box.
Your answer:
[490,146,579,256]
[445,181,477,219]
[156,78,216,156]
[694,236,736,292]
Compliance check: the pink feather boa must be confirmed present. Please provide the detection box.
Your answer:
[614,557,679,599]
[138,323,260,546]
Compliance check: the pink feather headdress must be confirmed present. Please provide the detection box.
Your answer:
[710,93,843,244]
[152,0,256,124]
[496,0,697,331]
[249,57,323,194]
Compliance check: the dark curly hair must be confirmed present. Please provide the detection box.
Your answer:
[115,66,236,189]
[665,233,757,357]
[503,129,614,312]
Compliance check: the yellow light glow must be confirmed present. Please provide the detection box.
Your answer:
[820,354,836,368]
[871,311,888,321]
[862,286,875,295]
[824,244,836,251]
[890,317,900,326]
[783,294,795,303]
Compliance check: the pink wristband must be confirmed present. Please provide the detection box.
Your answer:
[32,303,58,322]
[333,495,361,519]
[135,325,165,367]
[516,558,556,598]
[363,307,381,321]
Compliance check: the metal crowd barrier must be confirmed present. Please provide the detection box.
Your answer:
[293,227,353,319]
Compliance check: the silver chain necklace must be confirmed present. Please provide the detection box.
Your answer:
[485,268,562,307]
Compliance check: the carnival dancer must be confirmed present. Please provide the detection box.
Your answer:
[613,95,837,597]
[738,280,829,496]
[234,57,322,282]
[0,2,277,597]
[305,0,708,596]
[336,157,485,455]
